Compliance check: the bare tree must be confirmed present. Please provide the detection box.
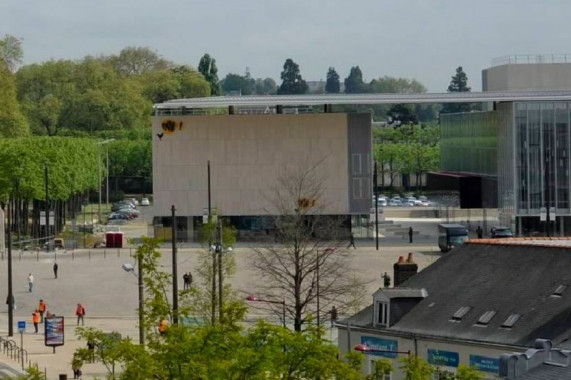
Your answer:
[251,163,366,331]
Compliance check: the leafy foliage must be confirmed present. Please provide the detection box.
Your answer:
[399,355,434,380]
[198,53,220,96]
[0,64,28,137]
[325,67,340,93]
[441,66,472,114]
[344,66,367,94]
[278,58,308,95]
[0,34,23,72]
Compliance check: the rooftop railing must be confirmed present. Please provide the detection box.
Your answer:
[491,54,571,67]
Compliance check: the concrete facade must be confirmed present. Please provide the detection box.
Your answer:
[152,113,371,222]
[483,63,571,91]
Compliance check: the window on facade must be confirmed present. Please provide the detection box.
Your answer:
[476,310,497,325]
[501,313,522,328]
[377,302,389,326]
[352,154,362,175]
[353,178,362,199]
[450,306,472,321]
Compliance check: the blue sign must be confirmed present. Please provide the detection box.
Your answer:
[17,321,25,332]
[360,336,398,358]
[470,355,499,373]
[427,349,459,367]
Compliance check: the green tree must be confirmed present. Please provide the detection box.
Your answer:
[399,355,434,380]
[198,53,220,96]
[277,58,308,95]
[221,73,254,95]
[0,65,28,137]
[108,46,172,76]
[0,34,23,72]
[325,67,340,93]
[344,66,367,94]
[456,364,485,380]
[441,66,472,114]
[387,104,419,125]
[255,77,277,95]
[366,359,393,380]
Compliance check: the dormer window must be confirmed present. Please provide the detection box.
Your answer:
[377,302,389,326]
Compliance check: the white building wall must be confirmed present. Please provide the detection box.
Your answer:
[338,327,521,379]
[152,114,351,217]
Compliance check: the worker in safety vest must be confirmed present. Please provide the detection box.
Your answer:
[158,319,168,335]
[32,310,40,333]
[38,300,47,322]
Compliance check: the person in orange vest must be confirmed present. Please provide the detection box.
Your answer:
[76,303,86,326]
[38,299,47,322]
[32,310,40,333]
[158,319,168,335]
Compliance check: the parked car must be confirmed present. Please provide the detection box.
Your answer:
[140,197,150,206]
[109,213,129,221]
[388,199,402,207]
[491,226,514,238]
[125,198,139,206]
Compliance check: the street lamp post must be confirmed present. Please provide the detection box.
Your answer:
[354,344,411,358]
[247,295,286,328]
[122,261,144,346]
[96,139,115,223]
[171,205,178,325]
[316,248,334,327]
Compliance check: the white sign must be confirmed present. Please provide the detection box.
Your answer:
[39,211,55,226]
[540,207,547,222]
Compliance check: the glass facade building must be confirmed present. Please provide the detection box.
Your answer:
[441,102,571,235]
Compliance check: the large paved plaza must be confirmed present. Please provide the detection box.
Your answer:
[0,217,442,378]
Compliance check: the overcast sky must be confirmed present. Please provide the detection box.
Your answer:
[2,0,571,92]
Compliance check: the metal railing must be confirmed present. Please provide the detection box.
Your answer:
[491,54,571,67]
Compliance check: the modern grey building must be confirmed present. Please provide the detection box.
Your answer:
[439,55,571,235]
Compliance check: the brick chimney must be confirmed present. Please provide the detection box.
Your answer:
[393,253,418,286]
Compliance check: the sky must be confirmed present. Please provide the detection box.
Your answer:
[2,0,571,92]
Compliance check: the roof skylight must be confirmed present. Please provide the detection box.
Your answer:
[476,310,497,325]
[451,306,472,321]
[552,284,568,297]
[501,313,522,328]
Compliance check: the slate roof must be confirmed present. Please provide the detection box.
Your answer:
[346,241,571,347]
[514,364,571,380]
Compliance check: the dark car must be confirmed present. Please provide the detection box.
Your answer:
[491,226,514,238]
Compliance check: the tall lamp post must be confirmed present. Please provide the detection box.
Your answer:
[171,205,178,325]
[96,139,115,223]
[122,260,144,346]
[316,247,334,327]
[354,344,411,361]
[246,295,286,328]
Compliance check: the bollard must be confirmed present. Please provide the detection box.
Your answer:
[19,252,21,262]
[58,374,67,380]
[104,248,106,259]
[72,251,74,261]
[89,250,91,260]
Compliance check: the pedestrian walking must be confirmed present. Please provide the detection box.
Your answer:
[76,303,86,326]
[6,295,15,310]
[476,225,483,239]
[86,340,95,363]
[72,354,83,379]
[408,227,414,243]
[28,273,34,292]
[183,273,189,290]
[38,299,47,322]
[382,272,391,288]
[347,233,356,249]
[32,310,40,333]
[183,272,193,290]
[159,319,168,335]
[53,262,58,279]
[329,306,338,327]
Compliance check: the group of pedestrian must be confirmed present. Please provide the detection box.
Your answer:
[31,300,85,333]
[183,272,193,290]
[26,262,59,294]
